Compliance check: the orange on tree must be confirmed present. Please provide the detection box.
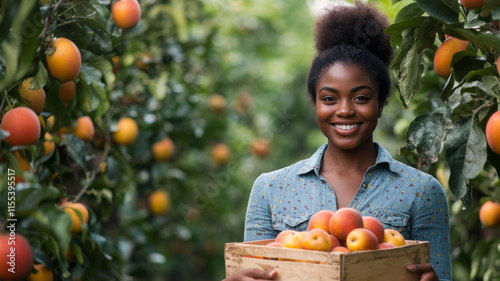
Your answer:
[208,94,226,114]
[0,233,34,281]
[459,0,484,10]
[1,107,41,147]
[28,264,53,281]
[211,143,230,165]
[433,37,469,78]
[251,138,272,158]
[18,77,46,115]
[479,200,500,227]
[72,116,95,141]
[46,37,81,82]
[62,202,89,234]
[148,190,171,216]
[43,132,55,156]
[59,81,76,107]
[486,111,500,155]
[152,137,175,161]
[111,0,141,30]
[113,117,139,145]
[39,115,55,132]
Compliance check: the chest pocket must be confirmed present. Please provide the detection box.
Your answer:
[371,210,411,239]
[272,213,311,234]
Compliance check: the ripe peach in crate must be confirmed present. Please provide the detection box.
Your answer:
[329,207,363,240]
[383,228,406,247]
[307,209,334,233]
[362,216,385,242]
[282,231,306,249]
[346,228,378,252]
[302,229,332,252]
[275,229,295,243]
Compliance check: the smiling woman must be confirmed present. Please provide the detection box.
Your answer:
[224,1,452,281]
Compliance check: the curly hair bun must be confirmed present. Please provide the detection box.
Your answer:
[314,1,392,67]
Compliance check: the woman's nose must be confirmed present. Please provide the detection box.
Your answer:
[336,99,355,117]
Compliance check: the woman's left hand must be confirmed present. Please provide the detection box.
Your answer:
[406,263,439,281]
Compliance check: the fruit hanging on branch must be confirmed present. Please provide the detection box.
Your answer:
[111,0,141,30]
[486,111,500,155]
[46,37,81,83]
[18,77,46,115]
[433,37,469,78]
[1,107,41,147]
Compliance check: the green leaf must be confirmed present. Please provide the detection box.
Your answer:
[480,0,500,17]
[416,0,460,24]
[448,27,500,52]
[60,134,89,170]
[385,17,426,48]
[16,184,60,217]
[406,113,446,167]
[444,117,487,198]
[395,3,425,23]
[394,32,422,108]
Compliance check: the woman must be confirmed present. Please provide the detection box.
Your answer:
[226,2,451,281]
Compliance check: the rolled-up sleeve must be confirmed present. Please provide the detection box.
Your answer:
[244,173,276,242]
[411,177,452,281]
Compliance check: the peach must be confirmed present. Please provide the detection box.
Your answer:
[329,207,363,240]
[152,137,175,162]
[479,201,500,227]
[377,242,396,249]
[111,0,141,30]
[62,202,89,234]
[433,37,469,78]
[362,216,385,243]
[211,143,230,165]
[251,138,272,158]
[18,77,46,115]
[266,242,283,247]
[331,246,352,253]
[282,231,306,249]
[346,228,378,252]
[1,107,41,147]
[275,230,295,244]
[383,228,406,247]
[460,0,484,10]
[329,234,341,250]
[308,209,335,233]
[486,111,500,155]
[72,116,95,141]
[302,229,332,252]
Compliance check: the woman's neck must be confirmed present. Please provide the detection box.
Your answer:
[321,141,378,174]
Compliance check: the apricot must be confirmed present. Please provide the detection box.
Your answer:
[383,228,406,247]
[1,107,41,147]
[346,228,378,252]
[362,216,385,243]
[111,0,141,30]
[43,132,55,156]
[329,208,363,240]
[18,77,46,114]
[486,111,500,155]
[46,37,81,82]
[148,190,171,216]
[307,209,335,233]
[479,201,500,227]
[433,37,469,78]
[59,81,76,107]
[211,143,230,165]
[39,115,55,132]
[72,116,95,141]
[113,117,139,145]
[63,202,89,234]
[0,233,34,281]
[460,0,484,10]
[28,264,53,281]
[302,229,332,252]
[282,231,306,249]
[152,137,175,161]
[209,94,226,114]
[275,230,295,244]
[251,138,272,158]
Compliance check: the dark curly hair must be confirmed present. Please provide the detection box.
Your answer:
[307,1,393,104]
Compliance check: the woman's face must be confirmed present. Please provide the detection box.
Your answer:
[315,63,381,151]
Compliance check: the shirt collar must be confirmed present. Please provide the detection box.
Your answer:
[296,142,400,177]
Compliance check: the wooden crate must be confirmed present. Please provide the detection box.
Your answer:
[225,239,430,281]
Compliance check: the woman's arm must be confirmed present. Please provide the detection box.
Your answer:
[409,177,452,281]
[244,174,276,242]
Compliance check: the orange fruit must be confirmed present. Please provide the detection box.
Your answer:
[113,117,139,145]
[459,0,484,10]
[72,116,95,141]
[46,37,81,82]
[1,107,41,147]
[39,115,55,132]
[152,137,175,162]
[62,202,89,233]
[112,0,141,30]
[486,111,500,155]
[18,77,46,114]
[43,132,55,156]
[479,201,500,227]
[211,143,230,165]
[59,81,76,107]
[433,37,469,78]
[148,190,171,216]
[28,264,53,281]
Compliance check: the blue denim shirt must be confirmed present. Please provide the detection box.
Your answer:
[244,143,452,281]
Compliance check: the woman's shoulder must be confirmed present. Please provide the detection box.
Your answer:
[256,158,311,182]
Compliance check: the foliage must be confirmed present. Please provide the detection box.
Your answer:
[387,0,500,279]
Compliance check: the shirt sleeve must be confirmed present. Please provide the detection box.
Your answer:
[243,173,276,242]
[410,176,452,281]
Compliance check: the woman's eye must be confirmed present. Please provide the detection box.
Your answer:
[355,96,369,102]
[322,96,335,102]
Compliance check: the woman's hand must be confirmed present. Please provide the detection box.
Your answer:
[223,268,277,281]
[406,263,439,281]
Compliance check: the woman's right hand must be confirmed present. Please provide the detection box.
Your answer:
[223,268,278,281]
